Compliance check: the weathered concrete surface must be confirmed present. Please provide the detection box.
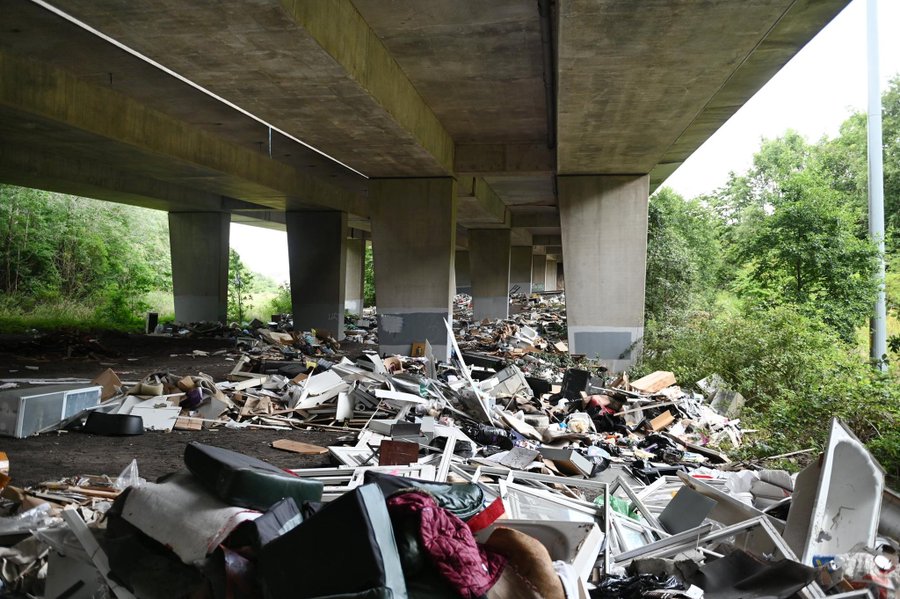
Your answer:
[469,229,512,320]
[557,0,849,175]
[509,246,533,293]
[456,177,511,229]
[0,52,365,216]
[544,258,558,292]
[532,255,547,292]
[370,178,456,360]
[286,212,348,338]
[47,0,452,177]
[168,212,230,323]
[455,250,472,295]
[559,175,649,372]
[0,0,850,235]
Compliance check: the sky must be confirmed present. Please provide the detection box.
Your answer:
[232,0,900,284]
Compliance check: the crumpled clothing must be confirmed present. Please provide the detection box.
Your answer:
[387,490,505,598]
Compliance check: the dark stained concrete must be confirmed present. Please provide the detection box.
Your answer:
[0,0,850,241]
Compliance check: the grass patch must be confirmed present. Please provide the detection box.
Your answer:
[0,296,143,333]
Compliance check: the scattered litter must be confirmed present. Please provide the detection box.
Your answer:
[0,302,894,598]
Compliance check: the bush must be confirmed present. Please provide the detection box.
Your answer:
[265,283,292,317]
[637,305,900,481]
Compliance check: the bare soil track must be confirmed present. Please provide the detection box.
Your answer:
[0,330,356,488]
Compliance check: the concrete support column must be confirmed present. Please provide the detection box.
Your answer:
[509,246,533,294]
[168,212,230,323]
[286,211,347,338]
[559,175,649,371]
[545,258,558,291]
[469,229,511,320]
[531,255,547,292]
[370,178,456,360]
[344,237,365,316]
[455,250,471,295]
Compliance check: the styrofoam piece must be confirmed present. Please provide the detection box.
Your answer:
[130,399,181,431]
[294,370,349,409]
[784,418,885,564]
[374,389,426,404]
[336,391,353,421]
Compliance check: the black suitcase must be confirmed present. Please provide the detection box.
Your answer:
[184,441,323,511]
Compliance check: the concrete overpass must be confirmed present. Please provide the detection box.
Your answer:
[0,0,849,368]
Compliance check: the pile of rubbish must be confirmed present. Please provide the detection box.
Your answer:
[0,317,897,599]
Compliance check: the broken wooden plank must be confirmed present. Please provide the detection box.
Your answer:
[650,410,675,431]
[630,371,676,394]
[271,439,329,455]
[174,416,203,431]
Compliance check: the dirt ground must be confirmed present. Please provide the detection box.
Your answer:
[0,331,367,488]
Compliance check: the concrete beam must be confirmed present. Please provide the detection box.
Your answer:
[511,211,560,229]
[0,52,365,216]
[456,177,510,228]
[0,143,242,214]
[510,228,533,247]
[556,0,850,175]
[281,0,454,174]
[531,235,562,246]
[651,0,851,188]
[454,143,554,176]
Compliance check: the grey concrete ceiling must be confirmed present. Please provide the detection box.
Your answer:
[352,0,549,145]
[0,0,851,238]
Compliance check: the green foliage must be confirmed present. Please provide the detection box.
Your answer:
[640,78,900,481]
[639,306,900,480]
[735,168,879,341]
[265,283,293,316]
[227,249,254,323]
[364,242,375,307]
[645,188,721,321]
[0,185,170,331]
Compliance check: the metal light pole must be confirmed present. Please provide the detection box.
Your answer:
[867,0,887,369]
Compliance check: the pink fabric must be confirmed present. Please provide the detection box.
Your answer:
[388,490,506,598]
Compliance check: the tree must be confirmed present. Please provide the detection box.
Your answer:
[735,167,879,341]
[645,188,721,323]
[228,249,254,323]
[364,242,375,307]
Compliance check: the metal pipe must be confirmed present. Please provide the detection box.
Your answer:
[867,0,887,369]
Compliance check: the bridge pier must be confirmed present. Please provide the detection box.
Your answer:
[531,255,547,292]
[509,246,533,294]
[559,175,649,371]
[370,178,456,360]
[468,229,511,321]
[545,258,559,292]
[286,211,347,339]
[168,212,230,324]
[344,237,366,317]
[454,250,471,296]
